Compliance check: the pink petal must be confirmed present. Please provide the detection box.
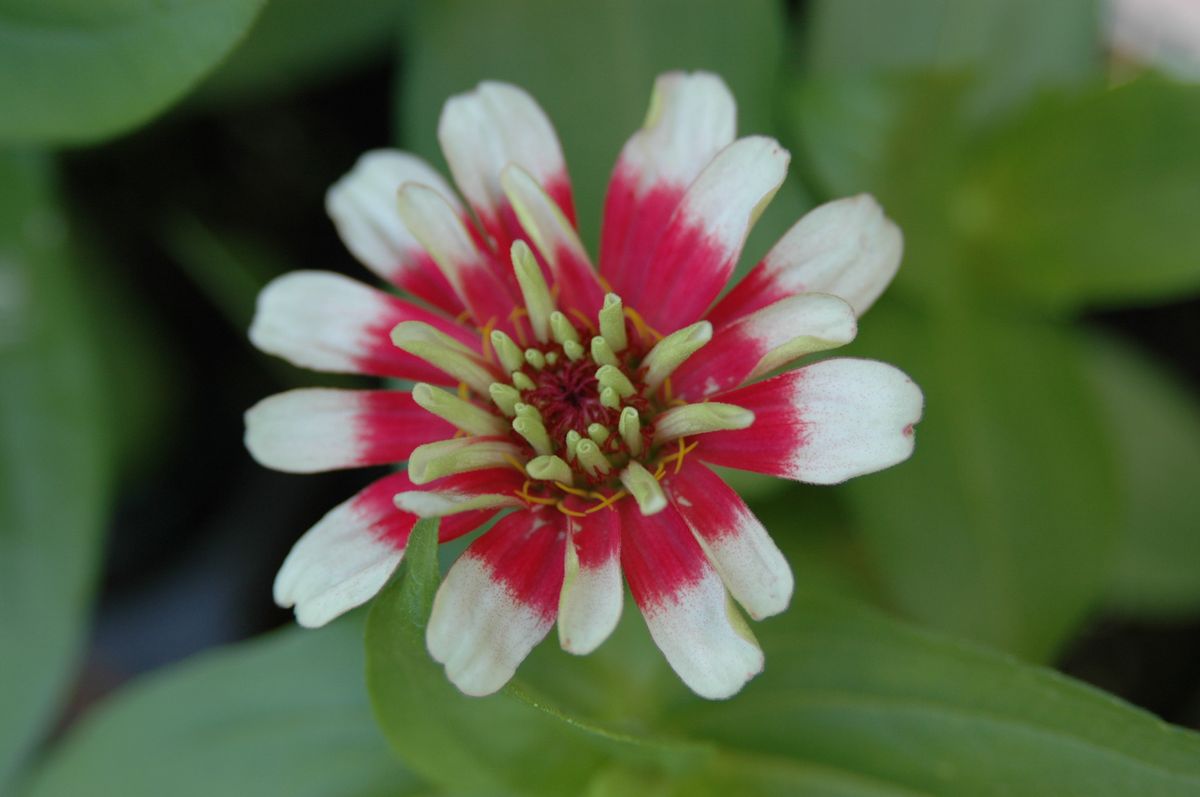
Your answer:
[698,359,923,485]
[395,183,519,329]
[557,507,622,655]
[671,293,857,400]
[245,388,454,473]
[249,271,477,382]
[325,149,465,315]
[633,137,789,333]
[663,460,793,620]
[500,164,604,317]
[600,72,735,301]
[705,194,903,329]
[619,500,763,699]
[427,507,567,696]
[273,471,492,628]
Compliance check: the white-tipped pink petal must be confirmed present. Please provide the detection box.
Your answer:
[325,149,464,314]
[395,183,517,327]
[438,81,575,253]
[245,388,452,474]
[557,508,622,655]
[601,71,735,298]
[664,460,793,620]
[427,508,566,696]
[500,164,604,316]
[708,194,903,328]
[273,472,416,628]
[672,293,858,400]
[274,472,498,628]
[248,270,475,382]
[619,501,763,700]
[634,137,790,332]
[699,359,923,485]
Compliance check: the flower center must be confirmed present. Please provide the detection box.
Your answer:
[402,241,751,516]
[497,312,661,488]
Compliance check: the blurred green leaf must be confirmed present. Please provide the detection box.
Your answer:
[789,74,982,307]
[0,0,266,145]
[23,620,421,797]
[963,76,1200,311]
[1084,334,1200,617]
[194,0,411,105]
[673,594,1200,796]
[804,0,1100,117]
[0,153,110,786]
[398,0,807,254]
[365,519,707,796]
[841,299,1120,660]
[792,72,1200,314]
[750,484,884,606]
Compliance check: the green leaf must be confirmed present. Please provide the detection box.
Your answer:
[804,0,1101,117]
[673,594,1200,796]
[0,153,110,786]
[193,0,411,105]
[365,519,708,796]
[0,0,266,145]
[749,483,885,606]
[23,620,421,797]
[398,0,806,253]
[840,299,1120,660]
[961,76,1200,310]
[1084,334,1200,617]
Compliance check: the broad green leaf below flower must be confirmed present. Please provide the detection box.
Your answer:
[0,153,110,788]
[365,518,710,797]
[670,593,1200,797]
[368,518,1200,796]
[0,0,266,145]
[22,619,420,797]
[1084,334,1200,618]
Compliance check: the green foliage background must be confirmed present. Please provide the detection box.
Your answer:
[2,0,1200,794]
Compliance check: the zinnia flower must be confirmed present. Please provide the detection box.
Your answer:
[245,72,922,699]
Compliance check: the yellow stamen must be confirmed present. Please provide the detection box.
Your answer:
[585,489,626,513]
[556,501,589,518]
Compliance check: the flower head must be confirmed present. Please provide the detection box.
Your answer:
[246,72,922,699]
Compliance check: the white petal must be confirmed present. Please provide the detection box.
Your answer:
[249,271,389,373]
[781,358,923,484]
[762,194,903,317]
[641,569,763,700]
[325,149,461,288]
[244,388,439,473]
[248,270,469,380]
[557,512,622,655]
[427,556,550,696]
[426,510,564,696]
[618,70,736,191]
[247,388,370,474]
[438,81,568,227]
[273,477,411,628]
[667,462,793,620]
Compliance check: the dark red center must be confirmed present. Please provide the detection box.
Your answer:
[522,357,609,440]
